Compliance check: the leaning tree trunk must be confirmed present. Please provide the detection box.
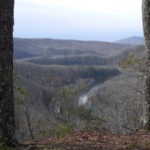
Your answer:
[0,0,16,146]
[142,0,150,130]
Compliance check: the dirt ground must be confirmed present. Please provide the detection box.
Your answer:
[20,130,150,150]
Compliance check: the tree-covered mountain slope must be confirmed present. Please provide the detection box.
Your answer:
[115,36,145,45]
[14,38,133,59]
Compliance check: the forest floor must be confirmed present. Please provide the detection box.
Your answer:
[20,130,150,150]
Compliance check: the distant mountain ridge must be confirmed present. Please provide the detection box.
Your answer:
[14,38,132,59]
[115,36,145,45]
[25,45,145,66]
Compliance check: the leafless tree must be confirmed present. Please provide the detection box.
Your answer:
[142,0,150,130]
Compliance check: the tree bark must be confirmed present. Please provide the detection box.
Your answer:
[142,0,150,130]
[25,107,34,140]
[0,0,16,146]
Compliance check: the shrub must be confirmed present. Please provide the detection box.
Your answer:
[52,126,73,138]
[0,142,14,150]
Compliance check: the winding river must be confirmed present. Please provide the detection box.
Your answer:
[78,83,101,107]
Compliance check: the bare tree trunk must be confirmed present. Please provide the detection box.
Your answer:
[0,0,16,146]
[142,0,150,130]
[25,108,34,140]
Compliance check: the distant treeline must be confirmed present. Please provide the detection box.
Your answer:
[14,62,121,87]
[26,45,144,66]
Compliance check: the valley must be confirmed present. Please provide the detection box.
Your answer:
[13,37,146,141]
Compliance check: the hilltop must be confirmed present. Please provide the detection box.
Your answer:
[115,36,145,45]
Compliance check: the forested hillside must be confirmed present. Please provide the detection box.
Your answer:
[13,38,146,142]
[115,36,144,45]
[14,61,121,141]
[13,38,133,59]
[24,45,145,66]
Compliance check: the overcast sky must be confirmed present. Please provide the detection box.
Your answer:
[14,0,143,42]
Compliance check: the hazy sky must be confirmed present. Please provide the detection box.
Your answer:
[14,0,143,41]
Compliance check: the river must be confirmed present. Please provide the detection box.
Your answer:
[78,83,101,107]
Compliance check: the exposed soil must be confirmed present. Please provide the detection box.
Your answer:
[20,130,150,150]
